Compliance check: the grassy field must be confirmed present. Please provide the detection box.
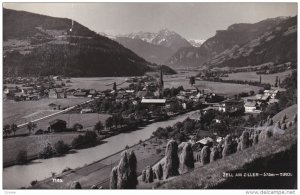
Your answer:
[222,70,294,84]
[164,77,261,97]
[33,138,168,189]
[66,77,130,91]
[3,133,81,164]
[272,104,297,123]
[3,97,90,126]
[3,112,110,164]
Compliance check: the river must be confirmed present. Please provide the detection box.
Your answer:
[3,110,199,189]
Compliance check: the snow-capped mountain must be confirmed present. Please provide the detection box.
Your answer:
[120,28,192,52]
[188,39,206,47]
[98,32,116,40]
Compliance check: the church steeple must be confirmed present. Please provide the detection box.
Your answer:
[160,66,164,87]
[159,66,164,97]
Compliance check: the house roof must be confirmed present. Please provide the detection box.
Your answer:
[49,119,67,126]
[197,137,214,145]
[244,101,257,107]
[141,99,166,104]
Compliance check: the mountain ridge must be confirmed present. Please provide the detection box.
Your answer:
[167,16,296,69]
[3,8,176,77]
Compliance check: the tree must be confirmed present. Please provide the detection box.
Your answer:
[141,169,146,182]
[201,146,210,165]
[156,163,163,180]
[27,122,37,134]
[117,151,131,189]
[110,167,118,189]
[210,146,219,162]
[180,142,194,173]
[94,121,104,134]
[222,134,234,157]
[128,151,138,188]
[54,140,69,155]
[11,123,18,136]
[189,76,195,86]
[145,166,154,183]
[274,76,278,87]
[39,143,55,159]
[164,140,179,179]
[105,117,113,130]
[241,131,250,150]
[113,82,117,91]
[3,124,10,137]
[16,150,28,164]
[259,75,262,84]
[70,181,82,189]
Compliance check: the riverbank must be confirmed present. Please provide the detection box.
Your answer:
[31,137,168,189]
[3,110,198,189]
[4,107,200,168]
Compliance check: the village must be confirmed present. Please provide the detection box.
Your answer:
[3,66,282,138]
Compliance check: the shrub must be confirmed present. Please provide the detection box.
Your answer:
[156,148,162,154]
[222,135,234,157]
[180,142,194,172]
[62,167,72,173]
[259,128,273,141]
[268,118,274,126]
[210,146,219,162]
[146,166,154,183]
[281,123,287,130]
[156,163,163,180]
[16,150,27,165]
[201,146,210,165]
[71,131,98,149]
[117,151,131,189]
[30,180,37,186]
[110,166,118,189]
[39,143,55,159]
[164,140,179,179]
[287,121,293,128]
[276,121,281,129]
[281,114,287,124]
[54,140,69,155]
[73,123,83,131]
[241,131,250,150]
[70,181,82,189]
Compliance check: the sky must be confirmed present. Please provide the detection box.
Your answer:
[3,2,298,40]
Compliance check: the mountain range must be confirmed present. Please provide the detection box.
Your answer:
[168,16,297,69]
[114,29,192,65]
[3,8,175,77]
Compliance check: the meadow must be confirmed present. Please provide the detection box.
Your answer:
[3,133,81,165]
[221,70,294,84]
[3,97,90,126]
[164,76,261,97]
[66,77,130,91]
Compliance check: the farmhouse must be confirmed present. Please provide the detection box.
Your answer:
[48,119,67,132]
[141,99,166,104]
[218,99,244,113]
[244,101,261,113]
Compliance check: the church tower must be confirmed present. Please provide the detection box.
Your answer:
[159,66,164,97]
